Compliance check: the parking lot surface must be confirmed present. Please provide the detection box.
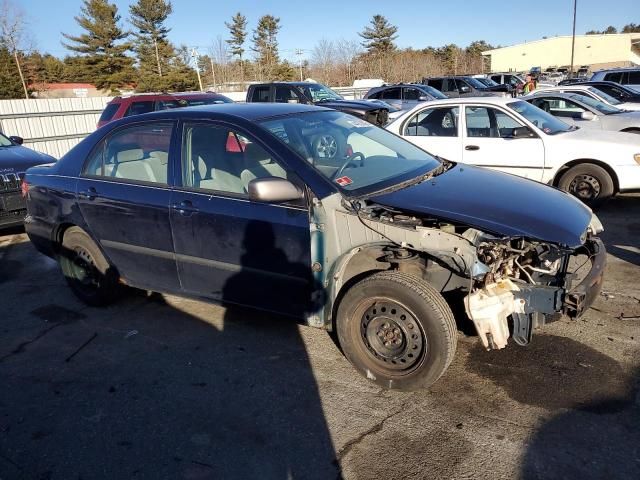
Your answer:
[1,196,639,480]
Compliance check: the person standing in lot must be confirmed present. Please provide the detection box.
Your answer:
[523,75,536,94]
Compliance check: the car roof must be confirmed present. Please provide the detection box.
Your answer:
[524,91,592,103]
[594,67,640,72]
[412,97,519,106]
[109,102,330,123]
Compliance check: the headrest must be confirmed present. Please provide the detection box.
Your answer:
[116,148,144,163]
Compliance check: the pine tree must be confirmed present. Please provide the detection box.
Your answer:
[0,45,24,99]
[129,0,172,77]
[62,0,134,93]
[359,15,398,54]
[252,15,280,80]
[225,12,247,82]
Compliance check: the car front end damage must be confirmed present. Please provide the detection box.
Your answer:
[313,193,606,351]
[464,231,605,349]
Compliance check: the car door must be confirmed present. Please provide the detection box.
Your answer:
[77,121,180,292]
[169,121,313,317]
[379,87,402,110]
[462,105,546,181]
[402,87,423,110]
[401,105,463,161]
[530,97,601,130]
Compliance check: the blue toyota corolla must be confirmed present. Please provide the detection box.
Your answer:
[24,103,606,390]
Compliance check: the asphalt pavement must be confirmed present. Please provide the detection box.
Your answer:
[0,196,638,480]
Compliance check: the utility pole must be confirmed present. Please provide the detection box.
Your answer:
[295,49,304,81]
[209,56,216,91]
[570,0,577,78]
[191,47,204,92]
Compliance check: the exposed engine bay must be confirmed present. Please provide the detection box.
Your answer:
[318,195,605,351]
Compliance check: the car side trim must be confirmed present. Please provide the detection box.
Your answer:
[100,239,308,284]
[478,165,554,170]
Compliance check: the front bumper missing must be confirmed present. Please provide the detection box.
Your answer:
[563,238,606,318]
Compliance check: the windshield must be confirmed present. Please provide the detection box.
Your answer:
[464,77,488,89]
[259,110,441,194]
[0,132,14,147]
[507,100,572,135]
[588,87,621,105]
[478,78,499,87]
[301,83,343,102]
[568,94,620,114]
[421,85,447,99]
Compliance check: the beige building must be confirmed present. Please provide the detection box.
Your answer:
[482,33,640,72]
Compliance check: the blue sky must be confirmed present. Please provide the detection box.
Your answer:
[18,0,639,60]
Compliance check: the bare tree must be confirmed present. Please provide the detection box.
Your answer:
[0,0,30,98]
[311,38,334,84]
[209,35,229,87]
[334,39,362,85]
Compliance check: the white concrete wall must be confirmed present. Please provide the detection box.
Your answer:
[483,33,640,72]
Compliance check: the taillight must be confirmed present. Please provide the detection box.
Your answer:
[21,179,29,198]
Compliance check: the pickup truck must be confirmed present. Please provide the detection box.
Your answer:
[246,82,389,127]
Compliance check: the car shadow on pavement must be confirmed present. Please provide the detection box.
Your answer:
[0,224,341,479]
[520,366,639,479]
[597,195,640,267]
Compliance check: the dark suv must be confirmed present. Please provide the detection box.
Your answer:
[0,133,56,229]
[97,92,233,128]
[363,83,447,111]
[422,76,505,98]
[246,82,389,126]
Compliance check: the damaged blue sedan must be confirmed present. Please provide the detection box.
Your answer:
[24,104,606,390]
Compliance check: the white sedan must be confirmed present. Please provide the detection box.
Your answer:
[532,85,640,111]
[386,97,640,205]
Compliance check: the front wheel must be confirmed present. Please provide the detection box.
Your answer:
[336,271,457,391]
[60,227,119,306]
[558,163,615,207]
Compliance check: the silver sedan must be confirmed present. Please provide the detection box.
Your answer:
[524,92,640,134]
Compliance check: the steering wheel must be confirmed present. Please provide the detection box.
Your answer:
[332,152,365,180]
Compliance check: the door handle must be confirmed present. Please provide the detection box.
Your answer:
[171,200,199,216]
[465,145,480,151]
[78,187,98,200]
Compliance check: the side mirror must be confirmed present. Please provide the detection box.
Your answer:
[512,126,535,138]
[459,86,471,94]
[9,136,23,145]
[580,111,596,121]
[418,95,428,101]
[248,177,304,203]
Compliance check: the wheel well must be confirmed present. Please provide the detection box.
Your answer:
[52,222,76,249]
[552,159,620,193]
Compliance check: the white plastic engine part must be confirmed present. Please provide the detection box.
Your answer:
[465,279,525,350]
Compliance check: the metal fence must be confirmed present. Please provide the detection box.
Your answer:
[0,97,111,158]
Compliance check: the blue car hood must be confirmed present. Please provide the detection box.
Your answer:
[371,164,592,248]
[0,146,55,173]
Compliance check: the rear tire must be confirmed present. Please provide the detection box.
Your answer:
[558,163,614,207]
[336,271,457,391]
[60,227,119,306]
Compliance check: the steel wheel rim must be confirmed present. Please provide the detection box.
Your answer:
[569,174,601,200]
[358,299,426,373]
[316,135,338,159]
[70,246,100,292]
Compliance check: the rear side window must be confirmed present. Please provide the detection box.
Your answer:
[427,79,443,91]
[251,86,270,102]
[404,107,459,137]
[84,122,173,185]
[380,87,401,100]
[628,71,640,84]
[99,103,120,122]
[124,101,155,117]
[604,72,623,83]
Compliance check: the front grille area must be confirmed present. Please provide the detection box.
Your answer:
[0,172,24,192]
